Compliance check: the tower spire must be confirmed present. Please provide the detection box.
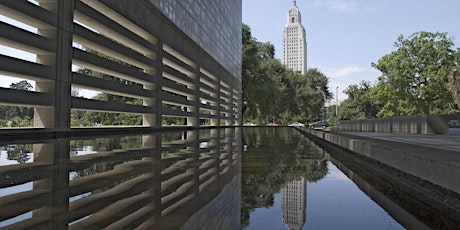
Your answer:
[282,1,308,74]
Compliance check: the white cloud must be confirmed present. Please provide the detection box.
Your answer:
[313,0,381,13]
[324,66,365,78]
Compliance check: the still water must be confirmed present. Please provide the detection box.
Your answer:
[241,127,403,230]
[0,127,450,229]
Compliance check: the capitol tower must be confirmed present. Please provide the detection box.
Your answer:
[282,1,307,74]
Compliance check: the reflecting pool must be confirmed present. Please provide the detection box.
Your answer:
[241,127,404,230]
[0,127,457,229]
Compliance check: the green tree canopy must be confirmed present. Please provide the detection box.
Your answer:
[371,31,459,117]
[339,81,381,120]
[242,24,281,121]
[242,24,331,124]
[0,80,34,127]
[448,67,460,111]
[10,80,32,91]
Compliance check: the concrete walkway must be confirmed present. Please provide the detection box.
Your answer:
[343,129,460,153]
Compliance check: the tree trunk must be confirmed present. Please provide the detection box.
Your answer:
[424,101,430,115]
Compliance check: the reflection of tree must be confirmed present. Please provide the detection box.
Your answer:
[71,136,143,153]
[1,144,33,164]
[241,127,328,227]
[70,135,143,194]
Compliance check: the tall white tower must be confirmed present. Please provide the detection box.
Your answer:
[282,1,307,74]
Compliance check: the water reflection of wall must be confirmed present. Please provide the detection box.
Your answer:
[0,128,241,229]
[281,178,306,230]
[180,175,241,230]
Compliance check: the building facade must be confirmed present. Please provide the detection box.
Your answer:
[149,0,242,80]
[0,0,242,136]
[282,1,307,74]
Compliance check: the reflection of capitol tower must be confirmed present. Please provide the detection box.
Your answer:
[281,177,306,230]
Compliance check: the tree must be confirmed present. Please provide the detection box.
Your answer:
[242,24,283,122]
[0,80,34,127]
[339,81,381,120]
[10,80,32,91]
[448,67,460,112]
[78,93,142,126]
[70,48,143,126]
[241,24,332,124]
[372,31,459,117]
[279,68,332,123]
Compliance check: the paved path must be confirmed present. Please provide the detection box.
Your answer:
[344,130,460,153]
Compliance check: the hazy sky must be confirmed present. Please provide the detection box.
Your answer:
[242,0,460,100]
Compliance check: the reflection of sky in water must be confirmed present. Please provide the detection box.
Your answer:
[0,182,33,227]
[305,162,403,230]
[0,182,33,197]
[69,192,91,202]
[0,212,32,227]
[324,162,351,181]
[0,150,34,166]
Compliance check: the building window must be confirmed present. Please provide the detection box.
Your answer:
[291,17,294,23]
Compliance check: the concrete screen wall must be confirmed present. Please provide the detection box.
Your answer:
[0,0,242,135]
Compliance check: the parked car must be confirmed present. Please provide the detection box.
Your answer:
[448,120,460,128]
[309,120,328,129]
[288,122,305,127]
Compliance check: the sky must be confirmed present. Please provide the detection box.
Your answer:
[242,0,460,101]
[1,1,459,101]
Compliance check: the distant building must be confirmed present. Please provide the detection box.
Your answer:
[282,1,307,74]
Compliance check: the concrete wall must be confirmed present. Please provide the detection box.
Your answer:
[0,0,242,135]
[297,127,460,195]
[333,114,460,135]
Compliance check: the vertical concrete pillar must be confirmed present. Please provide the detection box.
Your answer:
[153,41,164,127]
[187,66,200,127]
[143,40,159,127]
[143,82,156,127]
[235,85,243,126]
[211,77,221,127]
[223,81,231,126]
[210,96,219,127]
[229,91,236,126]
[35,0,74,131]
